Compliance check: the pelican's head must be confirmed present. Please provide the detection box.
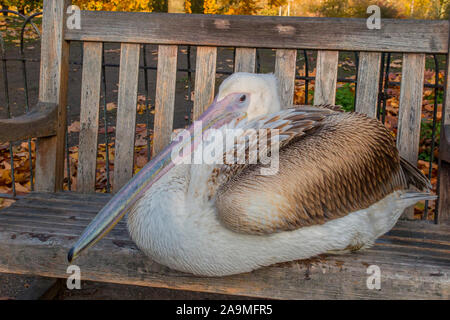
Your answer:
[68,91,252,262]
[217,72,281,120]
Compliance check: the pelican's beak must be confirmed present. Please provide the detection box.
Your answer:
[68,92,250,262]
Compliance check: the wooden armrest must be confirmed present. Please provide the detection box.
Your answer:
[0,102,58,142]
[441,124,450,164]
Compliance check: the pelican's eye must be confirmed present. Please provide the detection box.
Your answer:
[239,94,246,103]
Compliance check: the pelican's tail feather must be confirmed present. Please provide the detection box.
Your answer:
[400,157,432,191]
[399,191,437,207]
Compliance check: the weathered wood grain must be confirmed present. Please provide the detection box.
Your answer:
[438,23,450,225]
[396,54,425,167]
[35,0,70,192]
[113,43,140,191]
[438,161,450,225]
[274,49,297,108]
[0,192,448,300]
[65,12,449,53]
[314,50,339,105]
[397,53,425,220]
[355,52,381,118]
[397,54,425,163]
[234,48,256,73]
[77,42,103,193]
[25,191,111,203]
[152,45,178,155]
[0,102,57,141]
[0,213,129,241]
[5,198,104,215]
[442,125,450,164]
[16,277,61,300]
[193,46,217,120]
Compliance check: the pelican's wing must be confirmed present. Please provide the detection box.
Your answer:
[295,104,345,113]
[209,108,329,189]
[214,110,431,235]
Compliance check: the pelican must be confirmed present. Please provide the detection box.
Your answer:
[69,72,435,276]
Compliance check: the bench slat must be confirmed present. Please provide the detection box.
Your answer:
[152,45,178,155]
[314,50,339,105]
[397,53,425,220]
[438,24,450,225]
[193,46,217,120]
[234,48,256,73]
[355,52,381,118]
[65,12,449,54]
[0,213,129,239]
[274,49,297,108]
[397,53,425,163]
[113,43,140,191]
[77,42,103,193]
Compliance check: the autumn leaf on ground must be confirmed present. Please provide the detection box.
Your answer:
[68,121,80,133]
[106,102,117,111]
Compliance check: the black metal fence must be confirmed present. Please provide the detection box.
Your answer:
[0,10,445,222]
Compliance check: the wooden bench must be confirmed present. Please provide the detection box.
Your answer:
[0,0,449,299]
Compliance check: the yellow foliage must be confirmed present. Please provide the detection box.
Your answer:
[73,0,153,12]
[204,0,218,14]
[5,0,447,18]
[185,0,192,13]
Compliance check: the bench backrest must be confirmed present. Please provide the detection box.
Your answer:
[36,0,450,221]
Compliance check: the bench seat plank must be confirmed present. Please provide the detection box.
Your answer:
[0,192,448,299]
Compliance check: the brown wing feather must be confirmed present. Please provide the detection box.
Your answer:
[215,111,430,235]
[207,109,327,192]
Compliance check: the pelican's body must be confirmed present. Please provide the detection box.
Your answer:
[128,158,410,276]
[127,110,430,276]
[69,73,435,276]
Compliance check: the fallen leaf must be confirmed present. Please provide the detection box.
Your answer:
[14,182,29,193]
[68,121,80,133]
[106,102,117,111]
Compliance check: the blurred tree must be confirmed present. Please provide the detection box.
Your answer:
[310,0,347,17]
[186,0,204,13]
[239,0,258,14]
[168,0,184,12]
[0,0,42,14]
[308,0,401,18]
[441,0,450,18]
[204,0,218,13]
[151,0,168,11]
[73,0,168,12]
[222,0,259,14]
[401,0,450,19]
[185,0,192,13]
